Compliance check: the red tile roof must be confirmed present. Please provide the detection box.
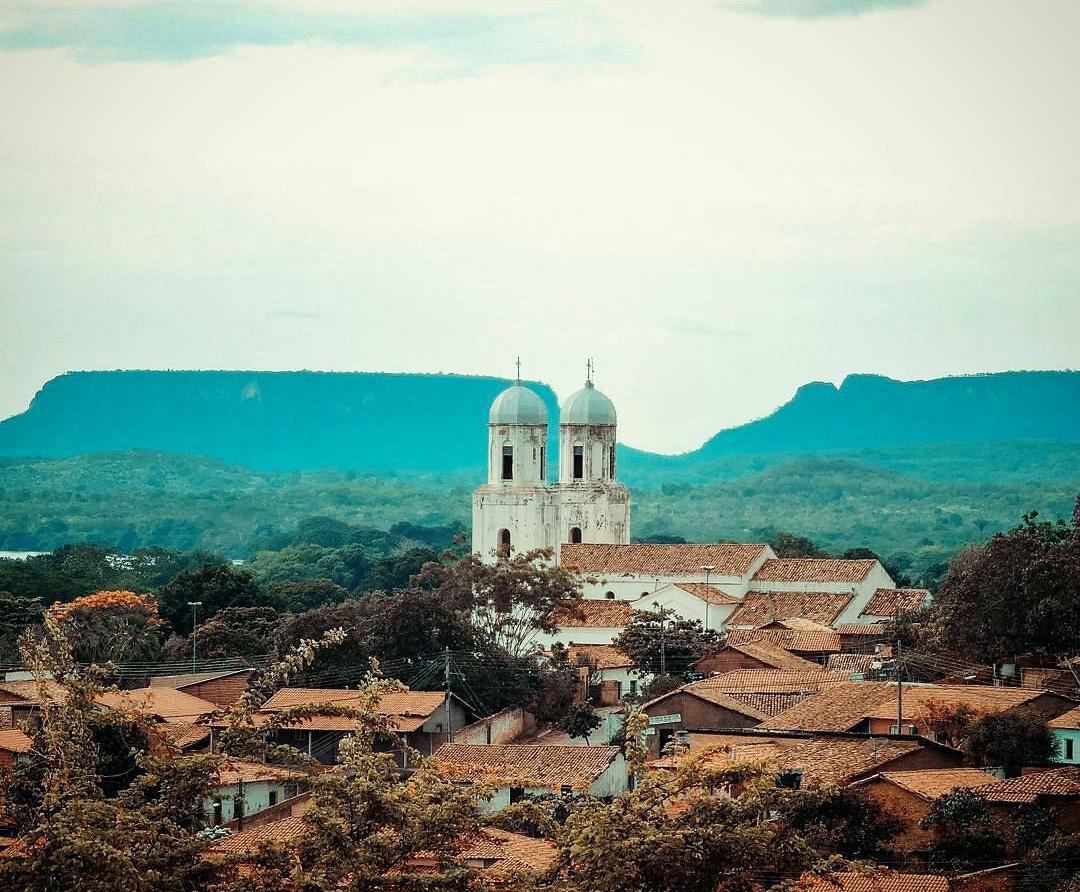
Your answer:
[856,768,1000,800]
[0,729,32,754]
[972,767,1080,804]
[727,592,853,629]
[550,599,633,629]
[693,668,850,694]
[567,644,635,671]
[205,815,309,857]
[1049,705,1080,729]
[671,583,741,605]
[259,687,447,733]
[835,623,890,636]
[861,684,1053,722]
[645,686,769,722]
[760,682,896,732]
[826,653,879,674]
[158,723,211,749]
[861,588,930,618]
[725,627,842,654]
[98,687,218,722]
[560,542,769,576]
[434,743,621,790]
[752,558,877,583]
[215,757,303,786]
[792,871,949,892]
[713,640,823,672]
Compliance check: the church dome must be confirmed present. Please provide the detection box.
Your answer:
[488,384,549,425]
[561,381,616,425]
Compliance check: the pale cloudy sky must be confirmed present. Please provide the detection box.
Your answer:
[2,0,1077,453]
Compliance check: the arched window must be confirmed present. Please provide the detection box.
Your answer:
[605,591,615,600]
[572,445,584,480]
[498,528,511,556]
[570,526,582,544]
[641,591,649,598]
[501,444,513,480]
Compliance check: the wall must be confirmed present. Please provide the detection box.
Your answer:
[1053,728,1080,764]
[856,780,933,854]
[177,671,253,708]
[695,649,772,675]
[455,707,533,746]
[206,778,290,825]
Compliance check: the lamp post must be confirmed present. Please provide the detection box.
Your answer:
[188,601,202,673]
[701,565,716,633]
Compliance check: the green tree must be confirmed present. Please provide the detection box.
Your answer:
[0,591,44,664]
[559,704,602,746]
[770,531,829,558]
[163,605,282,662]
[965,710,1058,777]
[921,788,1006,873]
[771,785,903,860]
[157,563,269,635]
[266,577,348,612]
[614,609,720,677]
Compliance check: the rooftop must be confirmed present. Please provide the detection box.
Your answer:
[708,640,823,672]
[760,682,896,732]
[259,687,448,733]
[861,588,931,618]
[727,591,854,628]
[792,872,949,892]
[98,687,218,722]
[560,542,769,577]
[855,768,1000,800]
[567,644,635,671]
[724,627,843,654]
[434,743,620,790]
[670,582,741,605]
[149,668,252,690]
[972,766,1080,803]
[752,558,878,584]
[1049,705,1080,729]
[0,729,32,754]
[550,599,633,629]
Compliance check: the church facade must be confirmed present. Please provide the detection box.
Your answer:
[471,374,630,561]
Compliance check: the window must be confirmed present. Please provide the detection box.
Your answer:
[605,591,615,600]
[540,445,545,480]
[501,445,513,480]
[629,679,637,697]
[573,445,584,479]
[498,528,511,556]
[570,526,582,544]
[609,446,616,478]
[509,787,525,804]
[212,800,222,826]
[1067,739,1075,761]
[268,790,278,807]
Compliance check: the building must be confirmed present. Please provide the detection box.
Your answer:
[148,668,253,708]
[98,687,219,724]
[256,687,470,764]
[0,729,31,770]
[694,639,823,675]
[971,766,1080,834]
[566,644,645,703]
[205,758,304,826]
[433,743,627,812]
[471,370,630,561]
[850,769,1002,854]
[1050,705,1080,763]
[791,872,950,892]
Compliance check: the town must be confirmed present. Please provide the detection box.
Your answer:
[0,376,1077,891]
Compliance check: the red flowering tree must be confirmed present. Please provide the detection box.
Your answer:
[50,590,164,663]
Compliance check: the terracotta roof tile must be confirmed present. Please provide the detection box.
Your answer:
[560,542,769,576]
[149,669,252,689]
[860,768,1000,800]
[672,687,770,721]
[434,743,620,790]
[725,627,843,654]
[567,644,635,671]
[0,729,32,754]
[861,684,1050,722]
[205,815,308,857]
[716,640,823,672]
[692,669,851,694]
[1049,705,1080,729]
[550,600,633,629]
[826,653,879,674]
[972,767,1080,804]
[760,682,896,732]
[835,624,890,636]
[792,871,950,892]
[727,591,853,628]
[259,687,447,733]
[98,687,218,722]
[671,583,741,605]
[0,680,66,704]
[861,588,930,618]
[158,723,211,749]
[215,758,303,786]
[725,691,818,717]
[752,558,877,583]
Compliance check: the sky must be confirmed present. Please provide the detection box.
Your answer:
[1,0,1078,454]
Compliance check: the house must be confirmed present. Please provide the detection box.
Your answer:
[98,687,218,724]
[724,623,843,659]
[694,639,822,676]
[433,743,627,812]
[205,758,305,826]
[762,681,1077,736]
[652,728,966,787]
[158,722,212,752]
[148,668,253,708]
[559,542,773,602]
[257,687,470,764]
[971,767,1080,834]
[1049,705,1080,764]
[566,644,644,703]
[631,582,741,632]
[0,729,31,770]
[827,652,883,676]
[791,871,950,892]
[0,679,66,728]
[856,588,931,623]
[747,558,895,625]
[726,591,855,629]
[850,769,1002,854]
[539,600,633,648]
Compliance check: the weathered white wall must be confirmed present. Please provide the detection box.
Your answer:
[205,779,289,824]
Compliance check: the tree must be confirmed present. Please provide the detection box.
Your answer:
[413,549,581,657]
[157,563,269,635]
[965,710,1058,777]
[929,499,1080,662]
[559,704,602,746]
[1017,832,1080,892]
[273,599,373,672]
[163,605,282,662]
[771,532,829,559]
[771,785,904,861]
[614,609,720,677]
[51,590,164,663]
[921,788,1006,873]
[266,577,348,612]
[913,699,987,748]
[0,591,44,664]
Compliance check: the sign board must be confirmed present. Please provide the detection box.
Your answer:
[648,714,681,726]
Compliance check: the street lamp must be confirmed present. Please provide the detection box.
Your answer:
[701,565,716,633]
[188,601,202,673]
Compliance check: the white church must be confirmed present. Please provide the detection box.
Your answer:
[472,371,929,652]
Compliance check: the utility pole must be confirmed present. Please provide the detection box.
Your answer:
[701,565,715,633]
[444,646,453,744]
[659,606,667,678]
[235,778,245,831]
[895,601,904,734]
[188,601,202,673]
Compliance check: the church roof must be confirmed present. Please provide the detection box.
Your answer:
[489,384,548,425]
[560,381,616,425]
[560,542,769,576]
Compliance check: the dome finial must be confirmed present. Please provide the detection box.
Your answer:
[515,355,522,385]
[586,357,594,387]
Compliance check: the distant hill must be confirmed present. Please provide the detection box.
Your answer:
[0,370,559,473]
[1,369,1078,482]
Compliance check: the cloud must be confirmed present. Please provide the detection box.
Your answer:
[0,0,633,70]
[724,0,928,18]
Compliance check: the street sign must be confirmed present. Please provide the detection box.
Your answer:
[648,714,681,726]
